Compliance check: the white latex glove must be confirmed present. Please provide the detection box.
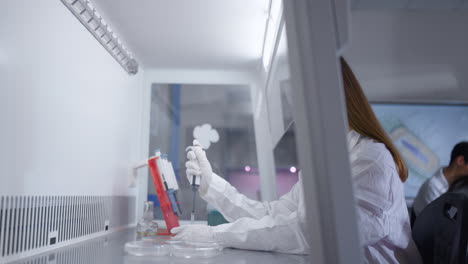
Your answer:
[185,152,201,184]
[185,144,213,194]
[171,224,218,243]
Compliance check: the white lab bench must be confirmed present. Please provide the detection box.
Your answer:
[10,227,311,264]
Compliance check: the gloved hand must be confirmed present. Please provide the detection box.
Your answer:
[171,224,218,243]
[185,142,214,194]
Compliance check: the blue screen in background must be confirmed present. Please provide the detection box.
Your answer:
[371,104,468,200]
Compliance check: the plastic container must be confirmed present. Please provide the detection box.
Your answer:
[124,240,170,257]
[170,241,224,258]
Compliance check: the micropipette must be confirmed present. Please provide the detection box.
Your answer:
[191,175,197,223]
[186,140,201,224]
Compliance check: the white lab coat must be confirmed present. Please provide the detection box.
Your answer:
[412,168,448,216]
[202,130,422,263]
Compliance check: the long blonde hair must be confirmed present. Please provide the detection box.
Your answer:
[340,57,408,182]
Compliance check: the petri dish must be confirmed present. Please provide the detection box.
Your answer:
[170,240,224,258]
[124,240,170,257]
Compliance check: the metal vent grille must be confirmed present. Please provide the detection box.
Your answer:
[12,234,116,264]
[0,196,135,261]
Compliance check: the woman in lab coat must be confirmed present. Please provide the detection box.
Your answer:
[172,57,422,263]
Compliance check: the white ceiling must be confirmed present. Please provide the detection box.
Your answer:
[92,0,270,70]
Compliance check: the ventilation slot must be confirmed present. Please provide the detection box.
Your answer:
[14,235,113,264]
[0,195,135,262]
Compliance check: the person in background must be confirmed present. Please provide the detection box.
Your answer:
[413,142,468,216]
[172,57,422,263]
[448,174,468,194]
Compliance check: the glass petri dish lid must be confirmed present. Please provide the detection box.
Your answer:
[170,240,224,258]
[124,240,170,257]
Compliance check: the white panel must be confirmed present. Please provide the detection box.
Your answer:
[266,23,291,147]
[251,82,278,201]
[284,0,362,263]
[267,72,286,146]
[0,1,143,197]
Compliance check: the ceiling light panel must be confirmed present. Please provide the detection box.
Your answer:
[61,0,139,74]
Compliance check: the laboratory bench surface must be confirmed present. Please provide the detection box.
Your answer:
[10,227,312,264]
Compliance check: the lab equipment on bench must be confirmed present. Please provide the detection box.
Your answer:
[132,151,180,233]
[185,140,203,224]
[136,201,159,240]
[159,153,183,216]
[149,154,180,232]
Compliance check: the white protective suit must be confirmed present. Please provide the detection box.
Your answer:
[176,130,422,263]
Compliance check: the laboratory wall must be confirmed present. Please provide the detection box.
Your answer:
[345,10,468,103]
[0,1,144,196]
